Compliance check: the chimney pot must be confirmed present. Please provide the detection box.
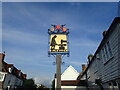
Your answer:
[82,64,86,71]
[0,53,5,71]
[102,30,108,37]
[88,54,93,63]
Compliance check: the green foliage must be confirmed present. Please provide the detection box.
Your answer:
[51,79,55,90]
[22,78,37,90]
[37,84,46,88]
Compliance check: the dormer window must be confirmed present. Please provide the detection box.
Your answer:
[19,72,21,77]
[0,72,6,81]
[96,53,100,60]
[8,68,12,73]
[101,41,113,64]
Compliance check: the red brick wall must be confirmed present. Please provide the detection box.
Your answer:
[0,54,3,71]
[82,64,86,71]
[0,53,5,71]
[0,82,3,89]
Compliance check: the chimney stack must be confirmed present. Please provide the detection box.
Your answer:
[82,64,86,71]
[102,30,108,37]
[88,54,93,64]
[0,53,5,71]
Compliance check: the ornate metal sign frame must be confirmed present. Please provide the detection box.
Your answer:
[48,24,69,57]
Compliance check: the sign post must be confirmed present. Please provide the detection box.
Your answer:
[48,24,69,90]
[56,54,61,90]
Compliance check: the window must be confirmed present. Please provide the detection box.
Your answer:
[104,45,109,59]
[109,81,118,90]
[101,48,107,63]
[19,72,21,76]
[96,53,100,59]
[8,68,12,73]
[107,42,112,57]
[0,72,6,81]
[113,81,117,86]
[94,58,98,73]
[109,83,112,86]
[87,70,90,79]
[112,81,118,90]
[109,82,113,90]
[0,73,4,81]
[101,41,113,64]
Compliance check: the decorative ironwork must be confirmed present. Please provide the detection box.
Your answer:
[48,24,69,35]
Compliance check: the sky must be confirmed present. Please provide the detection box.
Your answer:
[1,0,120,2]
[2,2,118,87]
[0,2,2,52]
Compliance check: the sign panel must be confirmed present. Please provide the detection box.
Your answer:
[0,72,6,81]
[48,25,69,56]
[49,35,68,53]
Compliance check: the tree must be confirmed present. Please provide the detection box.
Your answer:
[22,78,37,90]
[37,84,50,90]
[51,79,55,90]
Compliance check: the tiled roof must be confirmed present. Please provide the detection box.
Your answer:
[0,53,5,61]
[0,53,27,80]
[22,74,27,79]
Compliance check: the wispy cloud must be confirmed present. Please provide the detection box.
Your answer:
[3,29,46,45]
[71,37,100,47]
[34,77,53,87]
[2,2,117,87]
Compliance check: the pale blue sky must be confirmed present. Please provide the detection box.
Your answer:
[2,2,118,87]
[0,2,2,52]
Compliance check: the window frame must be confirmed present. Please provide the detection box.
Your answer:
[101,41,113,64]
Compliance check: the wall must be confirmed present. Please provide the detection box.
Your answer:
[61,86,87,90]
[3,73,23,89]
[100,24,119,83]
[87,60,97,87]
[80,18,120,89]
[118,23,120,90]
[61,66,79,80]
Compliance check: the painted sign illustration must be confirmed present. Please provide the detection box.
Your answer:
[48,24,69,56]
[49,35,68,52]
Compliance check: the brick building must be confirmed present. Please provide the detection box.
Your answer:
[0,53,27,90]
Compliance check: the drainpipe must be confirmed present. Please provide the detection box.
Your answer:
[100,84,104,90]
[95,79,104,90]
[85,72,89,90]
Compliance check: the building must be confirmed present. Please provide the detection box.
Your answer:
[0,53,27,90]
[55,65,87,90]
[61,65,79,80]
[78,17,120,90]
